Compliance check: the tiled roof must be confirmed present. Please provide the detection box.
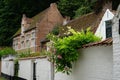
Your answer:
[26,8,49,31]
[60,11,105,35]
[13,28,21,37]
[13,8,50,37]
[82,38,112,48]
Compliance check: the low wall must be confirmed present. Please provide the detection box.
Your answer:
[55,46,113,80]
[1,46,113,80]
[18,59,33,80]
[18,57,52,80]
[35,58,52,80]
[1,55,15,77]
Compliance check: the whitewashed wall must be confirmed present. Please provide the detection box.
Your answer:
[1,55,15,76]
[35,58,52,80]
[55,46,113,80]
[18,59,33,80]
[95,9,114,40]
[18,57,52,80]
[112,5,120,80]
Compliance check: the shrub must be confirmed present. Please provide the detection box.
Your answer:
[18,50,48,58]
[47,26,101,74]
[0,47,16,58]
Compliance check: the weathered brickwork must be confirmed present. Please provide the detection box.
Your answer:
[112,5,120,80]
[13,3,63,53]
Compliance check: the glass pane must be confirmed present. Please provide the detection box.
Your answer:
[106,20,112,38]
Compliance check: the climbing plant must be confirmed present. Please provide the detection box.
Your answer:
[47,26,101,74]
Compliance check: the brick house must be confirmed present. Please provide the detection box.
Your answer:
[13,3,63,53]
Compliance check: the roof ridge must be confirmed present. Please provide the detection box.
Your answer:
[68,12,95,24]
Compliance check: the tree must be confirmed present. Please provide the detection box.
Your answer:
[0,0,58,46]
[57,0,82,18]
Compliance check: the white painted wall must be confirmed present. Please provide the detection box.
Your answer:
[55,46,113,80]
[112,5,120,80]
[95,9,114,40]
[1,55,15,76]
[18,59,33,80]
[18,58,52,80]
[35,58,52,80]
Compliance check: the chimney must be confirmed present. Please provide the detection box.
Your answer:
[63,16,70,25]
[21,14,30,33]
[50,3,57,8]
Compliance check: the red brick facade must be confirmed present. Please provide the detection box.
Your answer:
[13,3,63,53]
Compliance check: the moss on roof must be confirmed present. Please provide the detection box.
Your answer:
[13,28,21,37]
[13,8,50,37]
[27,8,49,31]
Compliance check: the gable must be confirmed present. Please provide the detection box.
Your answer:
[95,9,114,40]
[13,3,63,37]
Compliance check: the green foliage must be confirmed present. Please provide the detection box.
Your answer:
[47,26,101,74]
[0,0,58,46]
[74,6,92,18]
[74,0,97,18]
[57,0,81,18]
[0,47,16,58]
[18,52,40,58]
[18,50,48,58]
[0,77,6,80]
[57,0,96,18]
[51,26,59,35]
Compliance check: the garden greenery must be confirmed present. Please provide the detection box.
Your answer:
[18,50,47,58]
[47,26,101,74]
[18,52,40,58]
[0,47,16,58]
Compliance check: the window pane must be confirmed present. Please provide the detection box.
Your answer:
[106,20,112,38]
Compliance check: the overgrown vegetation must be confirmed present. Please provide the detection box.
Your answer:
[0,77,6,80]
[57,0,98,18]
[18,50,48,58]
[18,52,40,58]
[0,47,16,58]
[47,26,101,74]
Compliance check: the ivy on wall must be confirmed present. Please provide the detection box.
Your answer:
[47,26,101,74]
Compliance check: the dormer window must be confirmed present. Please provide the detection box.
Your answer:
[106,20,112,38]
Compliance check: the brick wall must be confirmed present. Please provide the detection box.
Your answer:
[35,3,63,52]
[13,3,63,53]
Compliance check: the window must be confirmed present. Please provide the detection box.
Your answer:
[13,40,15,49]
[21,36,25,41]
[21,41,25,49]
[26,40,30,48]
[26,34,30,40]
[32,32,35,37]
[106,20,112,38]
[15,39,19,50]
[31,39,35,47]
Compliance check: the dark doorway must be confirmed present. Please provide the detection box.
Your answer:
[33,62,36,80]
